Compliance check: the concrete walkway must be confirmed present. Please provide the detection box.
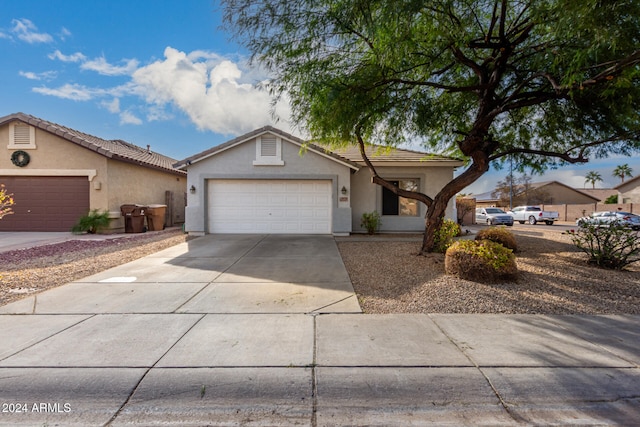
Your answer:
[0,234,638,426]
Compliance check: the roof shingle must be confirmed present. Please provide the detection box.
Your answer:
[0,112,185,176]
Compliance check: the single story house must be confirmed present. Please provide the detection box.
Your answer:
[474,180,601,208]
[615,176,640,204]
[0,112,186,232]
[175,126,463,235]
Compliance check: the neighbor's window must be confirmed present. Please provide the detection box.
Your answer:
[382,179,419,216]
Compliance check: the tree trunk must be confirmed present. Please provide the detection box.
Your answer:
[420,157,490,254]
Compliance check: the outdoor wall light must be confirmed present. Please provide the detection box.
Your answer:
[190,185,196,194]
[341,186,348,195]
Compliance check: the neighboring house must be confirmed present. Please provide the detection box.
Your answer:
[616,176,640,204]
[577,188,618,203]
[528,181,601,204]
[475,180,600,208]
[175,126,463,235]
[0,112,186,232]
[473,191,503,209]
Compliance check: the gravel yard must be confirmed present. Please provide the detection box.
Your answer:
[337,229,640,314]
[0,229,188,306]
[2,228,639,314]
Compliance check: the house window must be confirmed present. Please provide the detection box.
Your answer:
[8,123,36,149]
[382,179,419,216]
[253,134,284,165]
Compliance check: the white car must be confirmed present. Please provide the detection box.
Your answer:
[475,207,514,226]
[576,211,640,230]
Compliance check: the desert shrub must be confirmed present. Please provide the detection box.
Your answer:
[433,218,462,252]
[476,226,518,251]
[445,240,517,282]
[72,209,111,234]
[566,221,640,270]
[361,211,382,234]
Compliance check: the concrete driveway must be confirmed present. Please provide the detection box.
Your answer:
[1,234,361,315]
[0,234,639,426]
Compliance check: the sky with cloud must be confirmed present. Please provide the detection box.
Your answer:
[0,1,292,159]
[0,0,637,194]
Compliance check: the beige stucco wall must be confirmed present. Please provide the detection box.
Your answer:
[617,178,640,203]
[1,123,109,209]
[1,121,186,232]
[542,183,598,204]
[350,164,457,233]
[106,160,186,230]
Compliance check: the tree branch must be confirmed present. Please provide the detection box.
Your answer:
[489,132,640,163]
[355,127,433,206]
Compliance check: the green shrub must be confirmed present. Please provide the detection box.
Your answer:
[604,194,618,204]
[476,226,518,251]
[72,209,111,234]
[445,240,517,282]
[433,218,462,252]
[566,221,640,270]
[361,211,382,234]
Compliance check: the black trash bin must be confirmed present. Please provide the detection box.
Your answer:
[120,204,148,233]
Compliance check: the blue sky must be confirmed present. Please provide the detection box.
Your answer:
[0,0,637,195]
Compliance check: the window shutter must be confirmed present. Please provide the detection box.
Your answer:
[261,135,277,157]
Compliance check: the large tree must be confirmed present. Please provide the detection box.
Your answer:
[613,163,634,183]
[223,0,640,253]
[584,171,603,189]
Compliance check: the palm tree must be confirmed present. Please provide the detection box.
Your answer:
[584,171,603,189]
[613,164,633,184]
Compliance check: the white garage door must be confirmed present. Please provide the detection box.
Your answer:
[208,179,332,234]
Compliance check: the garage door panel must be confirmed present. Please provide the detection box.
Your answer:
[0,176,89,231]
[208,179,332,234]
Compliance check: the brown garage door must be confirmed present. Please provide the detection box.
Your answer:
[0,176,90,231]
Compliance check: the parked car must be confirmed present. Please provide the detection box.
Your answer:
[507,206,559,225]
[576,211,640,230]
[475,207,514,226]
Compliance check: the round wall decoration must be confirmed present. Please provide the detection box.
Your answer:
[11,150,30,167]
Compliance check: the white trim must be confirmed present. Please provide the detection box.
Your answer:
[8,123,36,149]
[253,135,285,166]
[0,169,98,181]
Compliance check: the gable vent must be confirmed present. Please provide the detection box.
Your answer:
[14,124,31,145]
[261,135,277,157]
[9,123,36,149]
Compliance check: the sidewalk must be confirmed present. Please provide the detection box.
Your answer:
[0,234,638,426]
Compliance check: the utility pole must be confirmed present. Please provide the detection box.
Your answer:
[509,155,513,210]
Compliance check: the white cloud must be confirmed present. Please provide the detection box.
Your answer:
[34,81,137,101]
[120,110,142,125]
[131,47,291,135]
[48,49,86,63]
[81,56,139,76]
[31,45,293,136]
[19,70,57,81]
[59,27,71,40]
[11,18,53,44]
[33,83,93,101]
[101,98,120,114]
